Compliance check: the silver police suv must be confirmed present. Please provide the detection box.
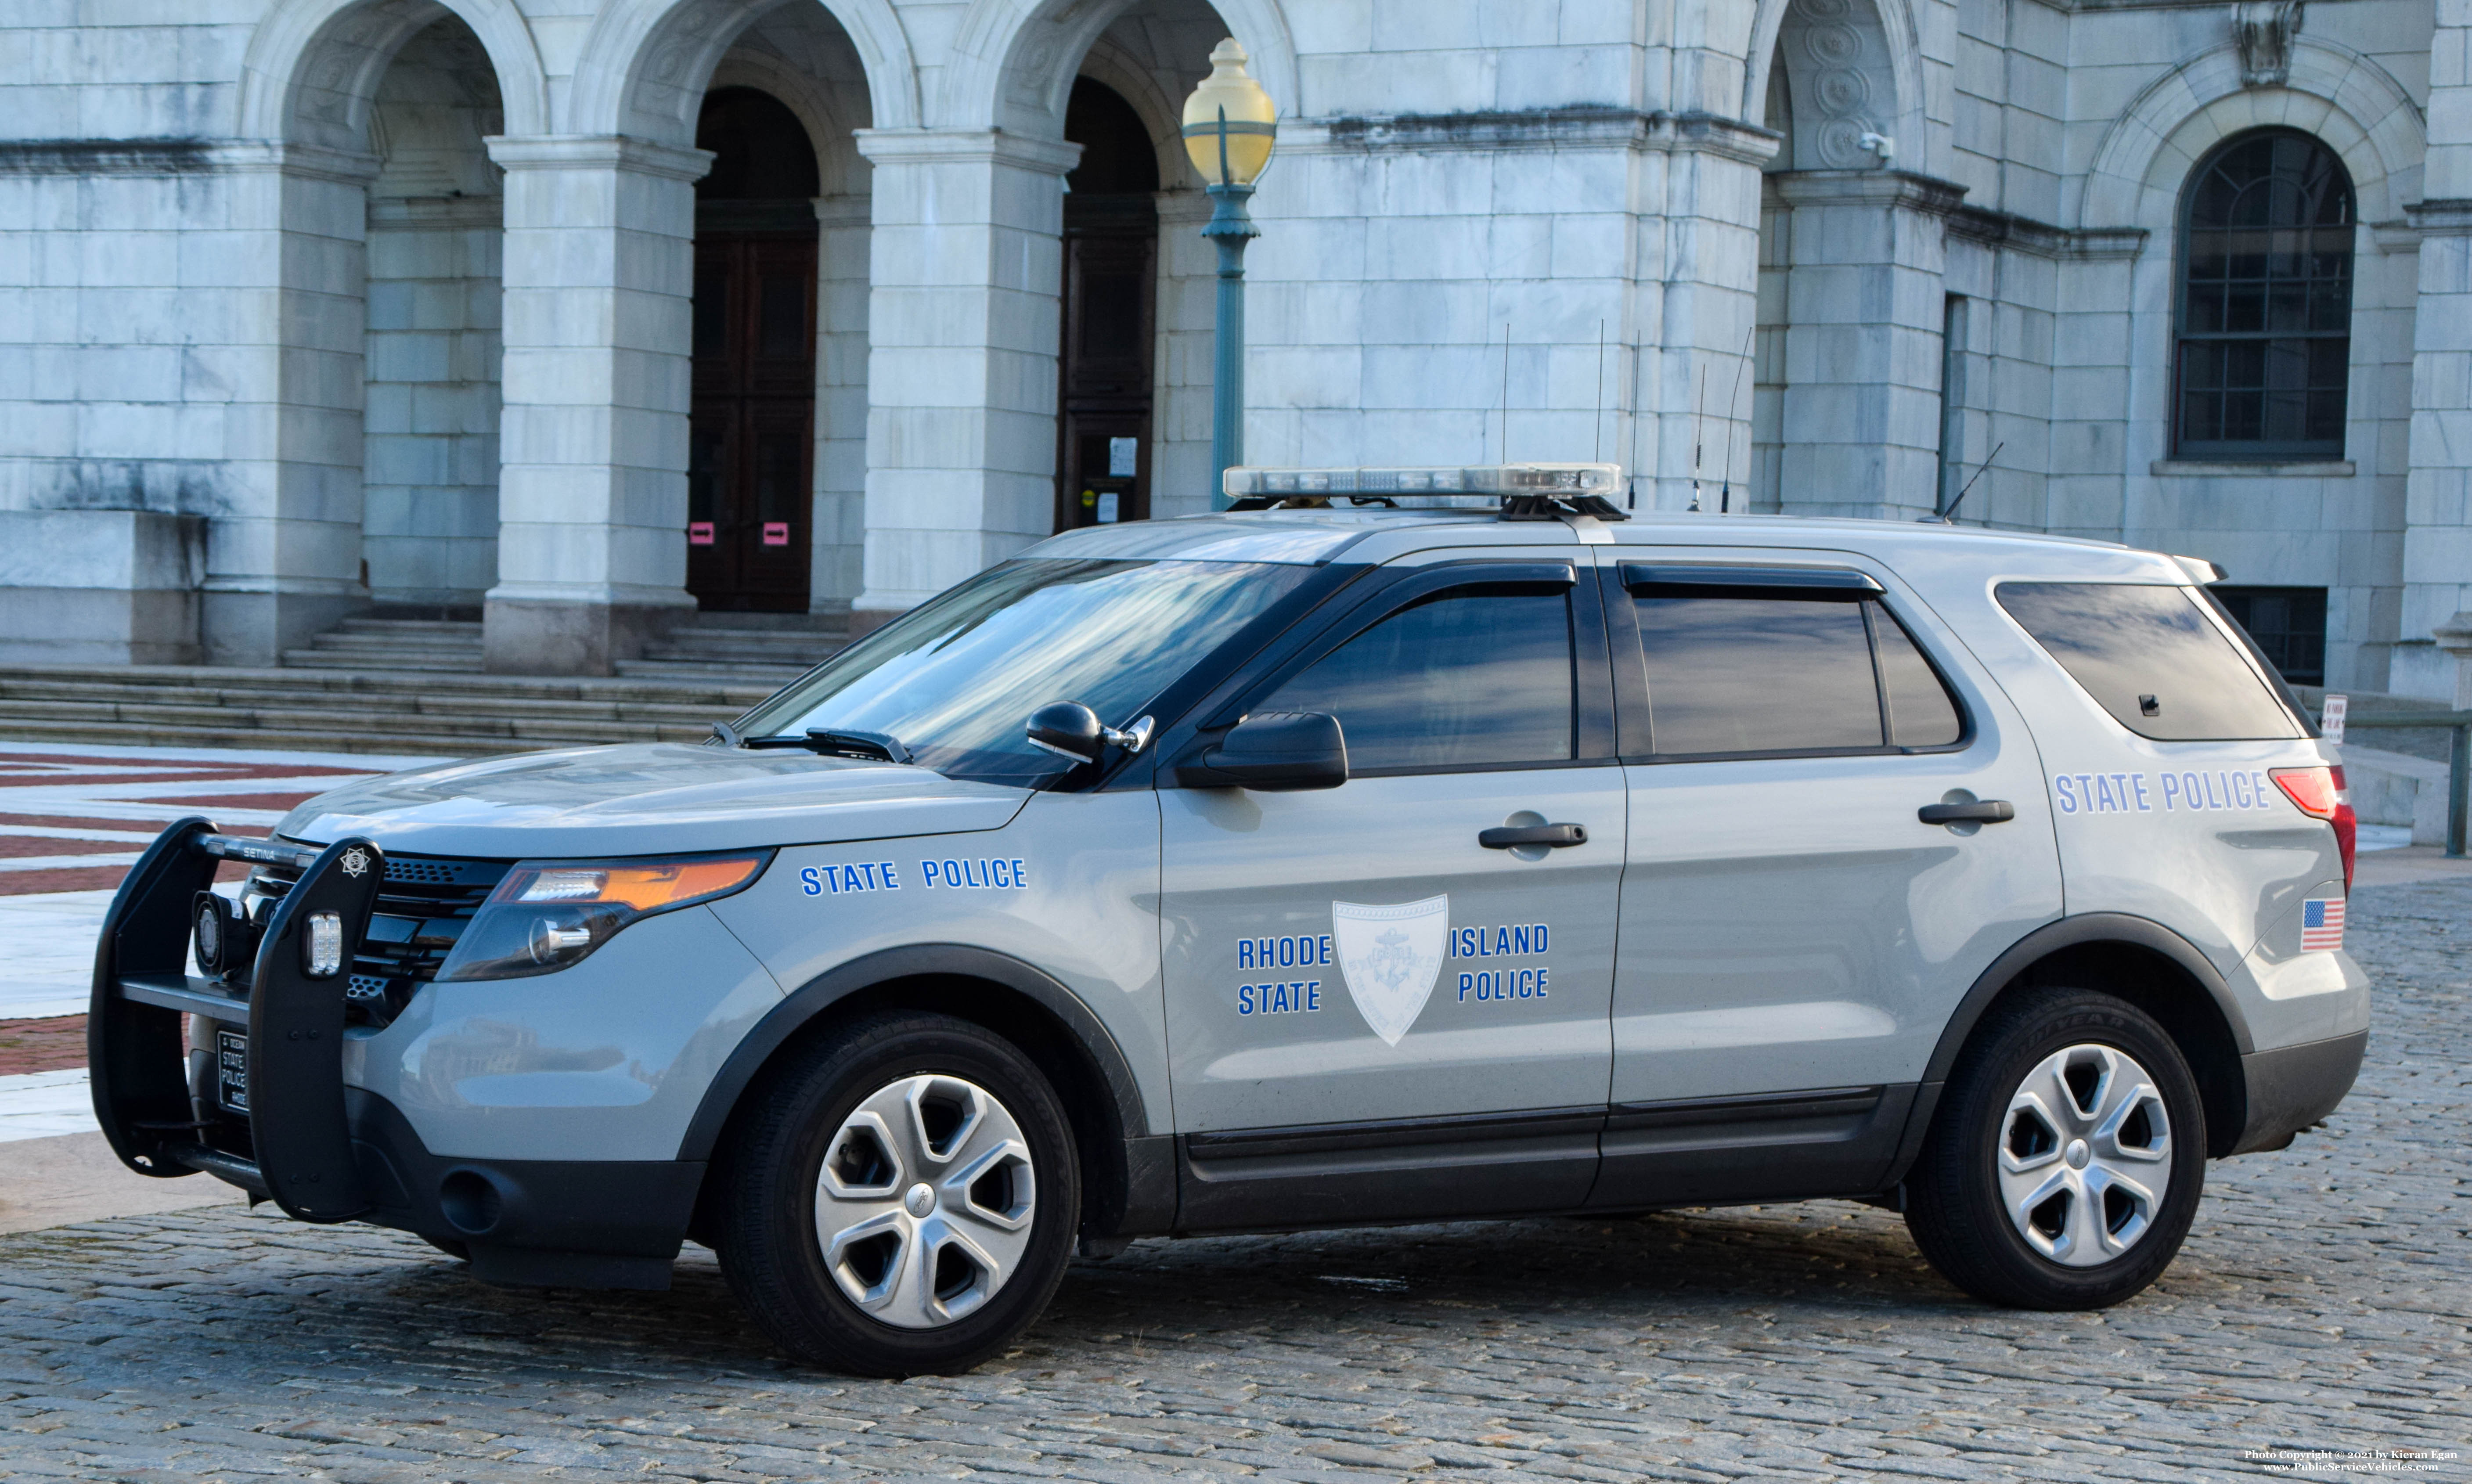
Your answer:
[92,465,2367,1376]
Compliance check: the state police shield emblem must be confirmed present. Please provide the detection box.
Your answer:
[1330,895,1448,1047]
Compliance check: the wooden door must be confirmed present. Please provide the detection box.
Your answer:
[688,234,816,611]
[1055,196,1157,531]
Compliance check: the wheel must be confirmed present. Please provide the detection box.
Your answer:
[712,1010,1079,1376]
[1904,989,2205,1310]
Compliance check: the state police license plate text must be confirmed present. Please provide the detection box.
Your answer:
[216,1028,249,1115]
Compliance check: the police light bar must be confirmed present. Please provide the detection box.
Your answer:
[1223,463,1622,499]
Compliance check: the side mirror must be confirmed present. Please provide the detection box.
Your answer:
[1027,701,1104,762]
[1027,702,1155,764]
[1175,711,1348,791]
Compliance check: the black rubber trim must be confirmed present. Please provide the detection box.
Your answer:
[1590,1085,1913,1210]
[1185,1105,1603,1161]
[1178,1106,1603,1232]
[1619,562,1883,594]
[2230,1030,2367,1155]
[674,943,1171,1232]
[1607,1084,1884,1128]
[1919,913,2255,1085]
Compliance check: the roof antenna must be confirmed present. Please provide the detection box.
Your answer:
[1593,319,1607,465]
[1688,362,1708,512]
[1718,320,1754,515]
[1936,441,2004,524]
[1498,322,1511,465]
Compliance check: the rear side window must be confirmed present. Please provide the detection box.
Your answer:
[1265,588,1576,771]
[1996,582,2303,741]
[1630,593,1964,757]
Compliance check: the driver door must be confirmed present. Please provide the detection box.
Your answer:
[1157,555,1625,1229]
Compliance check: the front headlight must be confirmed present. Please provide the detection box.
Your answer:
[436,851,773,982]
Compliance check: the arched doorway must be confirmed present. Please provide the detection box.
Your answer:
[1055,77,1160,531]
[688,87,821,612]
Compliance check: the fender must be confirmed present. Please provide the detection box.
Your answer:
[1886,912,2258,1182]
[1923,912,2254,1085]
[674,943,1172,1231]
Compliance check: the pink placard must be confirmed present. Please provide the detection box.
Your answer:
[762,522,790,546]
[688,521,715,546]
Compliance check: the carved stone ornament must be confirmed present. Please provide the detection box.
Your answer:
[2233,0,2304,89]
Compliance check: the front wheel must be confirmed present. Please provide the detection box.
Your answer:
[1904,989,2206,1310]
[713,1011,1080,1375]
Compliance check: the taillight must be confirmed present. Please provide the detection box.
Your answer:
[2272,764,2355,891]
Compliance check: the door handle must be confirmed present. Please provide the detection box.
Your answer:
[1479,823,1588,849]
[1918,800,2015,825]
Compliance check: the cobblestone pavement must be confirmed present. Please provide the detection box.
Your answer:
[4,884,2467,1483]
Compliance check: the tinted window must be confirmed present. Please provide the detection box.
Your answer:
[2214,584,2327,686]
[1874,609,1963,747]
[737,557,1314,784]
[1265,589,1574,771]
[1635,597,1882,755]
[1997,582,2302,741]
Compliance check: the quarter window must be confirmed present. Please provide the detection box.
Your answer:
[2174,130,2354,460]
[1997,582,2304,741]
[1629,593,1964,757]
[1264,588,1576,771]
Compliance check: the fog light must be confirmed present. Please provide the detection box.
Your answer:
[303,911,345,978]
[529,917,594,965]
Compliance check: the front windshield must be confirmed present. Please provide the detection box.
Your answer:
[739,557,1316,784]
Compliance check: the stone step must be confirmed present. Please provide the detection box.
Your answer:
[278,649,483,672]
[0,663,774,707]
[0,681,743,727]
[0,695,729,744]
[0,663,779,755]
[615,658,817,682]
[331,617,483,636]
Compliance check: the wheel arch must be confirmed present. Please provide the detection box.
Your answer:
[1910,915,2256,1163]
[677,944,1175,1242]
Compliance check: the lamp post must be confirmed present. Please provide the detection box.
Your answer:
[1180,39,1276,508]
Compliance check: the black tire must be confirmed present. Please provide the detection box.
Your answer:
[422,1235,469,1261]
[712,1010,1080,1376]
[1904,989,2206,1310]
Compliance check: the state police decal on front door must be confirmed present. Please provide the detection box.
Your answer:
[1331,895,1448,1046]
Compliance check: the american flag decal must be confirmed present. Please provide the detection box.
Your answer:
[2301,897,2346,953]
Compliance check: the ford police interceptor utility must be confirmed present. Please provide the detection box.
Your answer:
[90,463,2367,1376]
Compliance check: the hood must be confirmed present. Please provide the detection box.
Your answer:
[274,743,1030,861]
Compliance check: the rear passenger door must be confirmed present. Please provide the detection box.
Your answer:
[1594,558,2062,1209]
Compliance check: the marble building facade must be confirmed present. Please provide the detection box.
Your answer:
[0,0,2464,696]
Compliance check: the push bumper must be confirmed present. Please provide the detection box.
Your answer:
[90,819,699,1289]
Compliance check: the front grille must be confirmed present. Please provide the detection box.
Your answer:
[251,849,511,1025]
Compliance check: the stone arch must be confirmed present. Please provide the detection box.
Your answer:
[566,0,920,146]
[2103,58,2424,534]
[1744,0,1917,162]
[936,0,1298,135]
[238,0,547,148]
[2079,37,2422,229]
[1756,0,1907,173]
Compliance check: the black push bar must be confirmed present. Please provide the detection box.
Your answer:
[88,818,386,1224]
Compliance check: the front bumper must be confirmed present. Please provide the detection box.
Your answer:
[90,819,699,1289]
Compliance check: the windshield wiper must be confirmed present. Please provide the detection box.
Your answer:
[742,728,914,764]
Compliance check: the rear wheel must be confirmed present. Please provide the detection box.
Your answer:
[1904,989,2205,1309]
[713,1011,1079,1375]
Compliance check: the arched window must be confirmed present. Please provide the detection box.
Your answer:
[2175,130,2355,460]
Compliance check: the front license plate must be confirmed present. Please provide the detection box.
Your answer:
[215,1028,249,1115]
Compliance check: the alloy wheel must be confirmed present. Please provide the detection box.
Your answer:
[1996,1042,2173,1266]
[813,1074,1037,1327]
